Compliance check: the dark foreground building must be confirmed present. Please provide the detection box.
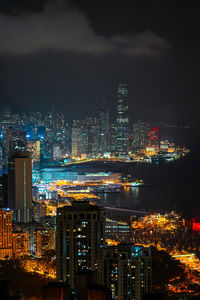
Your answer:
[98,244,152,300]
[56,201,105,288]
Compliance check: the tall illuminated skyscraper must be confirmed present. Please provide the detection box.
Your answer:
[98,103,110,154]
[56,201,105,288]
[71,125,82,157]
[0,208,12,259]
[131,121,147,150]
[116,84,129,154]
[8,151,33,223]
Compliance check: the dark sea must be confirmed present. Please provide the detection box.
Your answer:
[98,126,200,218]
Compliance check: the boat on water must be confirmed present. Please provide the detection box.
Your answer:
[131,179,144,187]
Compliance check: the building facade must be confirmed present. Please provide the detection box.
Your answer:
[36,228,54,257]
[98,103,110,154]
[56,201,105,288]
[8,151,33,223]
[99,244,152,300]
[12,232,28,257]
[0,208,12,259]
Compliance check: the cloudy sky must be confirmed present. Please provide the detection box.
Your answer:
[0,0,199,122]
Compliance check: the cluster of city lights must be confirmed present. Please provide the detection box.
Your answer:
[131,213,179,232]
[20,257,56,280]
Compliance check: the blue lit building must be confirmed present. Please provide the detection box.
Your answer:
[37,126,45,140]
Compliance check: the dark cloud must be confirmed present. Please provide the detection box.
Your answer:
[0,0,170,56]
[0,0,199,124]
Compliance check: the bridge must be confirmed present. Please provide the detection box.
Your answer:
[104,206,148,214]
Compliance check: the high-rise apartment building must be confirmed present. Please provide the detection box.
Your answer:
[0,208,12,259]
[71,118,99,158]
[87,125,99,156]
[110,122,118,153]
[116,84,129,154]
[8,151,33,223]
[99,244,152,300]
[71,124,82,158]
[12,221,55,256]
[131,121,147,150]
[36,228,54,257]
[84,117,99,157]
[56,201,105,288]
[27,140,40,163]
[33,201,47,222]
[12,232,28,257]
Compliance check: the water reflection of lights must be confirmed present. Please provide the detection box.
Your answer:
[123,186,130,194]
[131,187,140,197]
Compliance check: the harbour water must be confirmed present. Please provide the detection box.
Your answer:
[99,126,199,217]
[98,157,198,217]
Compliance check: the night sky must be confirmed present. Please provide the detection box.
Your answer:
[0,0,199,122]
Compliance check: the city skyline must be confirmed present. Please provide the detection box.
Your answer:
[0,85,187,171]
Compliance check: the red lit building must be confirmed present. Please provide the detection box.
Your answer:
[146,127,160,150]
[192,218,200,231]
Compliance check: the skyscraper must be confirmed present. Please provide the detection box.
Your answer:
[36,228,54,257]
[146,127,160,151]
[71,121,82,158]
[98,103,110,154]
[110,122,118,153]
[8,151,33,223]
[99,244,152,300]
[27,140,40,163]
[71,118,99,158]
[56,201,105,288]
[12,232,28,257]
[116,84,129,154]
[0,208,12,259]
[131,121,147,151]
